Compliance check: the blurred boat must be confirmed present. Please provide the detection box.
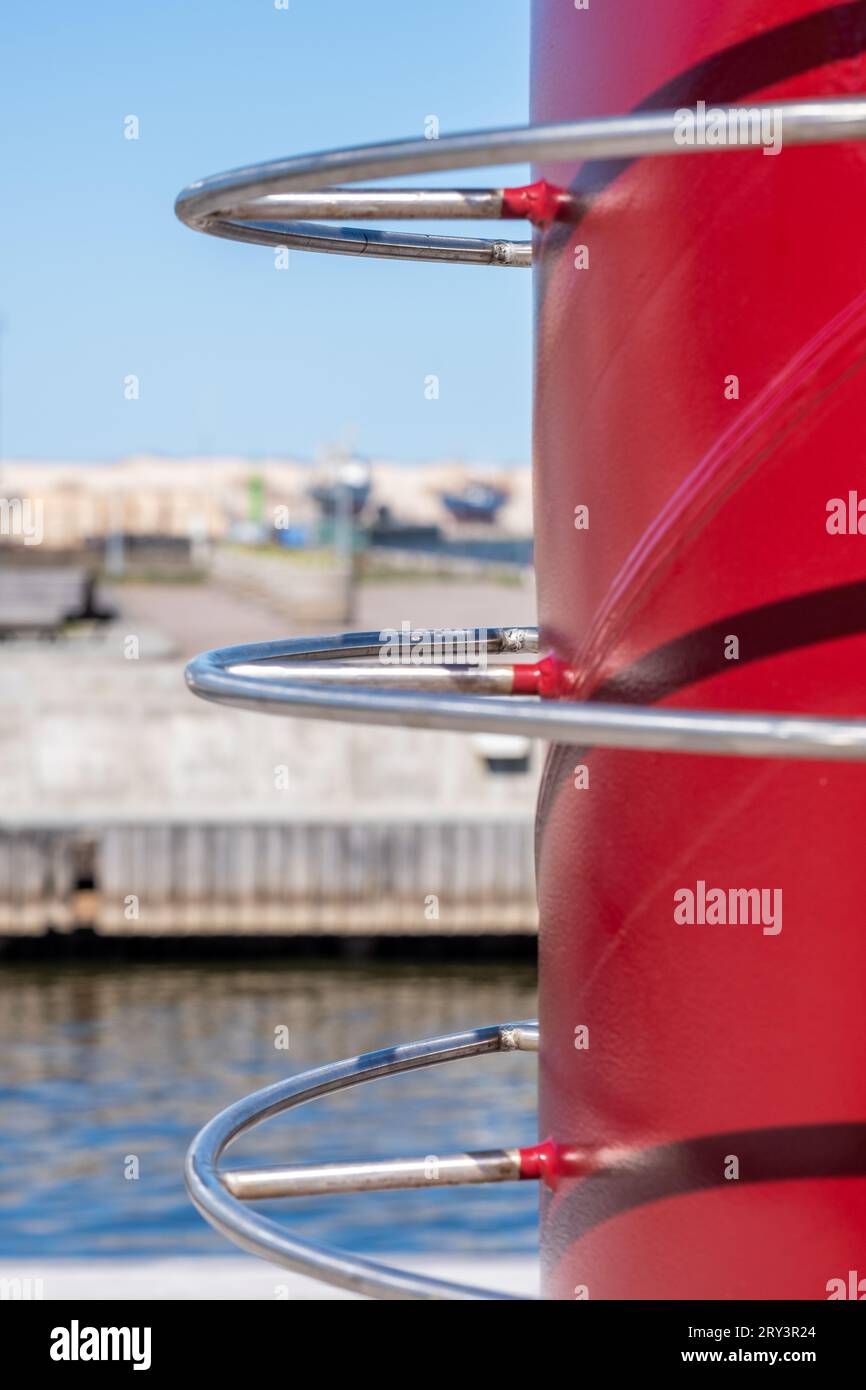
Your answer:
[310,459,371,518]
[440,482,507,524]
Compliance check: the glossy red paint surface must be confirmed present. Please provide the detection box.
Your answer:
[531,0,866,1298]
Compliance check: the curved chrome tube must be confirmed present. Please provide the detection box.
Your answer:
[175,99,866,264]
[185,1021,539,1301]
[185,625,866,762]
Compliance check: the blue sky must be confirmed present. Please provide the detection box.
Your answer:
[0,0,531,463]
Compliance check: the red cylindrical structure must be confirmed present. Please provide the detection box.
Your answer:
[532,1,866,1299]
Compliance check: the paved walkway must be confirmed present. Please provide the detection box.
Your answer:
[104,572,538,660]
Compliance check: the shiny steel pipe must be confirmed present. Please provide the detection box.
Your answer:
[226,188,509,221]
[227,661,517,693]
[175,99,866,264]
[224,1148,523,1200]
[185,1020,539,1301]
[185,625,866,763]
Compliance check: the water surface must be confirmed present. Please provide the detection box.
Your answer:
[0,960,537,1257]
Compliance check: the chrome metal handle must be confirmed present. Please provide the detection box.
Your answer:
[185,625,866,762]
[185,1020,539,1301]
[175,99,866,265]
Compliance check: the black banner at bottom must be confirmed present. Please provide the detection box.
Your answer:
[3,1297,862,1374]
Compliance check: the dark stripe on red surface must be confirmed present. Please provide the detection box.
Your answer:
[537,2,866,264]
[536,574,866,851]
[546,1121,866,1242]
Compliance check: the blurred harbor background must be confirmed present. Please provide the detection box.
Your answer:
[0,452,539,1297]
[0,0,535,1298]
[0,452,538,944]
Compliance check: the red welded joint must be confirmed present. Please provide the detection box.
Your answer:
[519,1139,598,1190]
[510,654,578,698]
[501,179,570,228]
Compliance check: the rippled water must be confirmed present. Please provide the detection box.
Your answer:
[0,960,537,1257]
